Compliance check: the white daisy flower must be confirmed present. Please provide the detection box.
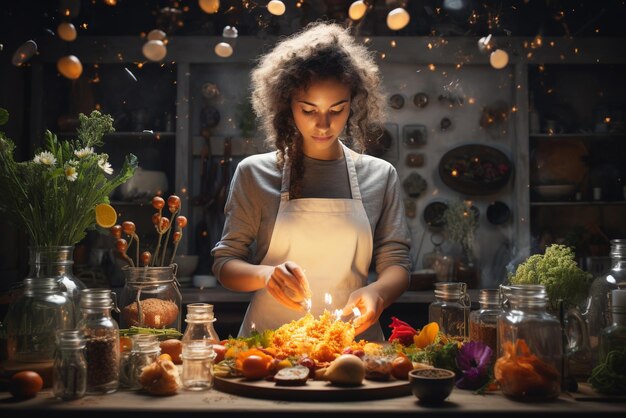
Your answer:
[68,159,79,166]
[98,158,113,175]
[64,165,78,182]
[74,146,94,158]
[33,151,57,166]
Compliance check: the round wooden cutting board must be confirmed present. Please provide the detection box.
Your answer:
[214,376,412,402]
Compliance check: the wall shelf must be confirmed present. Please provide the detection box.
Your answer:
[530,201,626,206]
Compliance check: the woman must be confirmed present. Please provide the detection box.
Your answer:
[212,22,412,341]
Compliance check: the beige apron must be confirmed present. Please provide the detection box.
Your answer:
[239,143,383,341]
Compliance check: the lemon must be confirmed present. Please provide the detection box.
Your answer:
[95,203,117,228]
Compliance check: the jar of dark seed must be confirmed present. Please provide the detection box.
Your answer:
[469,289,500,354]
[78,288,120,394]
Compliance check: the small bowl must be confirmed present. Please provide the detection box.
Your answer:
[408,368,455,404]
[193,274,217,288]
[173,255,199,278]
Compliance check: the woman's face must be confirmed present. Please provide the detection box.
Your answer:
[291,77,351,160]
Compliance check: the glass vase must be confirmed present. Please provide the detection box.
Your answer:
[27,246,86,307]
[455,246,481,289]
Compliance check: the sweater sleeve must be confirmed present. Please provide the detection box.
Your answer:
[372,165,412,274]
[211,161,260,279]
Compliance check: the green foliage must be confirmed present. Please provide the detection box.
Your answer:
[240,329,274,348]
[589,348,626,395]
[0,109,138,246]
[443,200,478,252]
[508,244,592,309]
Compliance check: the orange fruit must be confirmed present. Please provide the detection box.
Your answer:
[160,339,183,364]
[158,353,173,362]
[391,354,413,380]
[9,371,43,399]
[95,203,117,228]
[241,355,271,380]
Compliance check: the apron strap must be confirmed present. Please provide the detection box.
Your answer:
[280,142,362,202]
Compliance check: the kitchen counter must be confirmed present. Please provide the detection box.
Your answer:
[0,385,622,417]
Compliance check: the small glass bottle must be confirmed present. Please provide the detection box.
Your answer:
[78,288,120,394]
[587,239,626,364]
[428,282,470,339]
[182,341,217,390]
[496,284,562,401]
[53,330,87,400]
[120,334,161,390]
[469,289,500,354]
[182,303,220,344]
[599,289,626,364]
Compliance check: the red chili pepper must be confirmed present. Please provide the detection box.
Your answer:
[388,317,419,346]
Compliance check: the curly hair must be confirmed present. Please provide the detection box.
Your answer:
[250,21,385,198]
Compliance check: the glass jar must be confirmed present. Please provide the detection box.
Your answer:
[587,239,626,364]
[27,246,85,307]
[428,282,470,339]
[4,277,76,364]
[181,341,217,391]
[119,334,161,390]
[422,233,454,282]
[78,288,120,394]
[182,303,220,344]
[496,284,562,401]
[119,266,182,330]
[599,289,626,364]
[469,289,500,354]
[53,330,87,400]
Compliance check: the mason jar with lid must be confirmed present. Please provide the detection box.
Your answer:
[119,265,182,331]
[181,341,217,391]
[119,334,161,390]
[496,284,562,401]
[428,282,470,339]
[78,288,120,394]
[469,289,500,354]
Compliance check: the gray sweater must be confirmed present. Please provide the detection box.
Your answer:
[211,149,412,279]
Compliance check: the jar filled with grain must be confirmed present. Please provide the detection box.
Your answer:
[469,289,500,354]
[78,288,120,394]
[119,266,182,331]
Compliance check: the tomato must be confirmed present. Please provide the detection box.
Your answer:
[391,354,413,380]
[9,371,43,399]
[212,344,227,363]
[241,355,270,380]
[298,357,316,378]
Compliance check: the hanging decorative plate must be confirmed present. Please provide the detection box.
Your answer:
[438,144,512,195]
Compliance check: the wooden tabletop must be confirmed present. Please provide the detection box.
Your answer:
[1,384,623,418]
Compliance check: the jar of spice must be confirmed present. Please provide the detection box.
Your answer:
[428,282,470,339]
[469,289,500,353]
[53,330,87,400]
[78,288,120,394]
[120,334,161,390]
[496,284,562,401]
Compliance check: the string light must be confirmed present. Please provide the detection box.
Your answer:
[198,0,219,14]
[348,1,367,21]
[57,22,77,42]
[57,55,83,79]
[267,0,286,16]
[215,42,233,58]
[142,40,167,61]
[489,49,509,69]
[147,29,167,41]
[387,7,410,31]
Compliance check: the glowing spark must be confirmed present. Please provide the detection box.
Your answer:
[352,307,361,318]
[324,293,332,306]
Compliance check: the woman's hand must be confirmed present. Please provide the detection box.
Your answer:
[265,261,311,311]
[341,286,384,335]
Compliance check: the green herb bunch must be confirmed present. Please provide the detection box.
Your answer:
[508,244,592,310]
[442,200,478,253]
[0,109,138,246]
